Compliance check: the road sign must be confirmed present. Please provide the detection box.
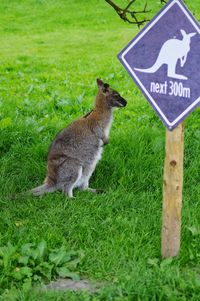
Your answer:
[118,0,200,130]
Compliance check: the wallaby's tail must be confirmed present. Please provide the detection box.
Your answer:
[31,183,56,196]
[134,57,162,74]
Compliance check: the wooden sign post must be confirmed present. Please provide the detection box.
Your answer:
[161,123,184,257]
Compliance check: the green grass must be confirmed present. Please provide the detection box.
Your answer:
[0,0,200,300]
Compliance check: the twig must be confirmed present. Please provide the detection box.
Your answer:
[104,0,150,27]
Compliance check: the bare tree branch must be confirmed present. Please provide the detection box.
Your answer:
[105,0,167,27]
[104,0,150,27]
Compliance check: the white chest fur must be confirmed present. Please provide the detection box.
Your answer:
[104,116,113,138]
[90,140,103,173]
[94,140,103,164]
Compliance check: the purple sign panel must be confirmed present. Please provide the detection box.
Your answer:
[118,0,200,130]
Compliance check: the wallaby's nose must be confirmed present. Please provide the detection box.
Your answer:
[120,97,127,107]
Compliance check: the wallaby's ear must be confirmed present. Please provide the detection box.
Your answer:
[180,29,186,37]
[189,32,196,38]
[96,78,104,87]
[97,78,110,93]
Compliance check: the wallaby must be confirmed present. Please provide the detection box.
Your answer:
[134,29,196,80]
[31,79,127,198]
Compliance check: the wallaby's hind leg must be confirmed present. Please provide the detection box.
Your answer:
[77,164,97,193]
[57,162,83,198]
[63,185,74,198]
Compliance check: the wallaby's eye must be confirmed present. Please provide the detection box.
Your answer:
[113,93,120,98]
[111,90,120,97]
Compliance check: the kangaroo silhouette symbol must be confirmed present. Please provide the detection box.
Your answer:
[134,29,196,80]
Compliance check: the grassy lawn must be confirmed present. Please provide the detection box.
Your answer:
[0,0,200,300]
